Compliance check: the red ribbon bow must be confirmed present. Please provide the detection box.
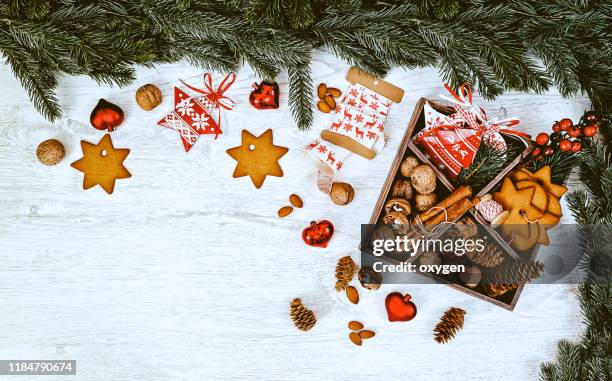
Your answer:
[440,83,530,140]
[180,73,236,138]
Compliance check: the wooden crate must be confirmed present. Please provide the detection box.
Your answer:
[367,97,536,310]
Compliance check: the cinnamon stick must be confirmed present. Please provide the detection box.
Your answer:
[419,186,472,222]
[425,197,474,225]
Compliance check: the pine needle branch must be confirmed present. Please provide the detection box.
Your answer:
[288,61,313,131]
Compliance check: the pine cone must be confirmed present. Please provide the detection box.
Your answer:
[465,241,505,267]
[290,298,316,331]
[434,307,466,344]
[489,259,544,285]
[335,256,357,291]
[483,283,517,298]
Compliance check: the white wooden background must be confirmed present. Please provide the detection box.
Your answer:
[0,51,590,381]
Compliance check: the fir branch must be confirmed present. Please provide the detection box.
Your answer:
[0,0,610,127]
[458,137,521,193]
[288,61,313,130]
[526,150,583,185]
[540,113,612,381]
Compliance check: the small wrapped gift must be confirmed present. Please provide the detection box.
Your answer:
[415,84,527,179]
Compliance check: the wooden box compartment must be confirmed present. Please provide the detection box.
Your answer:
[367,98,534,310]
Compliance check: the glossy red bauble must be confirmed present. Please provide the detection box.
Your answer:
[568,127,581,138]
[249,81,280,110]
[558,118,573,131]
[552,123,561,133]
[302,220,334,248]
[535,133,549,146]
[583,124,598,137]
[584,111,600,124]
[543,146,555,156]
[385,292,417,322]
[559,139,572,152]
[531,147,541,157]
[571,141,582,153]
[90,99,124,132]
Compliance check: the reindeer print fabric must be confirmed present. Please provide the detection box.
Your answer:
[304,139,351,175]
[305,84,394,174]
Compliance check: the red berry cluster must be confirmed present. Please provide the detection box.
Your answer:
[531,111,600,159]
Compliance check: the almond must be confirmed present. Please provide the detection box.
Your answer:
[324,94,336,110]
[327,87,342,97]
[346,286,359,304]
[317,83,327,100]
[348,321,364,331]
[317,100,331,113]
[289,194,303,208]
[359,330,375,339]
[349,332,362,346]
[278,206,293,218]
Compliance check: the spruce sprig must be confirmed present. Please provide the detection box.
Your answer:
[540,114,612,381]
[457,137,522,193]
[1,0,610,129]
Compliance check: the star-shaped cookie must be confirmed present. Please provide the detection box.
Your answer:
[71,134,131,194]
[226,129,288,188]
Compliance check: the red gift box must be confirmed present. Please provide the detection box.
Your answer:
[415,84,527,179]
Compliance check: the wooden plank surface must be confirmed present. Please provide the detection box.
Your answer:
[0,50,589,380]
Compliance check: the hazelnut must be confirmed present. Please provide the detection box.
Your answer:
[384,198,411,216]
[330,182,354,205]
[36,139,65,166]
[382,211,410,226]
[135,84,162,111]
[358,266,382,290]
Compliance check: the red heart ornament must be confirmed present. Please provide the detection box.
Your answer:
[302,220,334,248]
[90,98,124,132]
[385,292,417,322]
[249,81,280,110]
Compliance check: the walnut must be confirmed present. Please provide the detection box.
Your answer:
[135,84,162,111]
[391,178,413,200]
[330,182,354,205]
[415,193,437,212]
[36,139,65,166]
[400,156,419,177]
[410,165,436,194]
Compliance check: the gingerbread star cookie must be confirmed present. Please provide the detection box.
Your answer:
[71,134,131,194]
[494,177,543,222]
[514,166,567,199]
[226,129,288,188]
[504,165,568,249]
